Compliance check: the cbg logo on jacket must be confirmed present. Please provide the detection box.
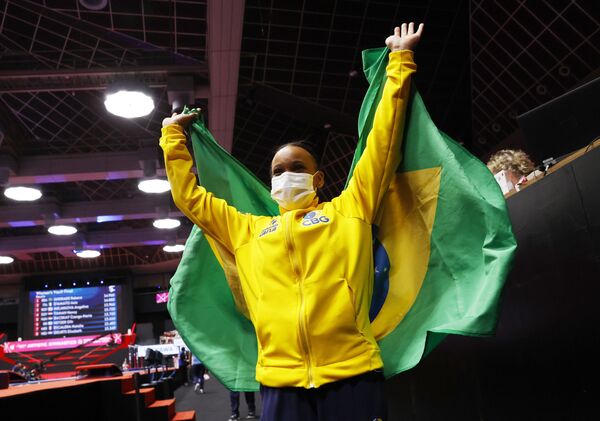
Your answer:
[301,211,330,226]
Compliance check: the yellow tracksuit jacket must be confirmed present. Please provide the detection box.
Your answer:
[160,50,416,388]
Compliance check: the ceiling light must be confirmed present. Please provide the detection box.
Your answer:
[558,65,570,77]
[79,0,108,10]
[536,84,548,95]
[153,218,181,230]
[104,82,154,118]
[4,186,42,201]
[163,244,185,253]
[48,225,78,236]
[0,256,14,264]
[74,249,101,258]
[138,178,171,194]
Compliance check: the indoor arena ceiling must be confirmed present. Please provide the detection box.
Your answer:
[0,0,598,280]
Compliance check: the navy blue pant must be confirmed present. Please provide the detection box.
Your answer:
[191,363,206,387]
[260,370,387,421]
[230,391,256,417]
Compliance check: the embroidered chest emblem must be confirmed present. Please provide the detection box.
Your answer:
[259,218,279,237]
[301,211,330,227]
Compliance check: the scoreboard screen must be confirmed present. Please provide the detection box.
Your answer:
[24,285,123,338]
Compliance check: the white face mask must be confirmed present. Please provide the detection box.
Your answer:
[271,171,317,210]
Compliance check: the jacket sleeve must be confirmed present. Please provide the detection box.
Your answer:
[332,50,416,223]
[160,124,254,252]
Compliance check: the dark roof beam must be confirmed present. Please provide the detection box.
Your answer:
[0,67,209,94]
[0,226,192,256]
[0,197,183,228]
[2,148,171,185]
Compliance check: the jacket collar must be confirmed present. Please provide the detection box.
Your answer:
[278,197,321,215]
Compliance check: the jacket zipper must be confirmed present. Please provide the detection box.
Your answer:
[283,211,315,388]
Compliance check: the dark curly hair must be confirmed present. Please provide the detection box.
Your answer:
[273,141,321,169]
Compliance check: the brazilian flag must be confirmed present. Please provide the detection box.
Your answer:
[167,48,516,391]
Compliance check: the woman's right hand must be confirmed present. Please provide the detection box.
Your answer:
[162,111,199,128]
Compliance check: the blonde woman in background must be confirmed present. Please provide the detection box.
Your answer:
[487,149,536,194]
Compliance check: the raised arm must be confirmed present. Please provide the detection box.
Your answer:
[332,23,423,222]
[159,113,253,252]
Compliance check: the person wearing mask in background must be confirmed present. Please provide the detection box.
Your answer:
[487,149,536,196]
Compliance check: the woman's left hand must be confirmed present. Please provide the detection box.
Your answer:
[386,22,424,52]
